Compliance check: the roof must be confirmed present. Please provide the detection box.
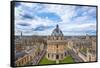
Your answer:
[51,24,63,36]
[15,51,27,61]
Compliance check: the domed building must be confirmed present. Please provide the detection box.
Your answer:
[46,25,67,63]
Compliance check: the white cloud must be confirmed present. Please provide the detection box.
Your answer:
[15,2,96,36]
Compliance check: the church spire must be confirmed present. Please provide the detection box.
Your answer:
[20,31,22,39]
[21,31,22,37]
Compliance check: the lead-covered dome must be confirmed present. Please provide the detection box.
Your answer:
[51,24,63,36]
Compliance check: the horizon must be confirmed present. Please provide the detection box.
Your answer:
[15,34,96,36]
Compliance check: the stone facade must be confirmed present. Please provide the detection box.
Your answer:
[46,25,66,62]
[15,48,35,66]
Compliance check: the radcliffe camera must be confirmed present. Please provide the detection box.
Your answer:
[11,1,97,67]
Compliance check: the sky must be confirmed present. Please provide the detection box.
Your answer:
[15,2,97,36]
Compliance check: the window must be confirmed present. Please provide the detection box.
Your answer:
[56,54,59,59]
[65,52,66,56]
[56,45,58,48]
[61,54,63,58]
[52,54,53,58]
[48,53,49,58]
[56,37,58,40]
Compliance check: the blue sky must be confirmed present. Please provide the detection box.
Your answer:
[15,2,97,36]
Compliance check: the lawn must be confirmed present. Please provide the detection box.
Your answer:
[60,55,74,64]
[39,57,56,65]
[39,55,74,65]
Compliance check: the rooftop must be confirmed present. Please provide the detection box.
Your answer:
[51,24,63,37]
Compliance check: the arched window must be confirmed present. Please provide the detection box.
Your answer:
[48,53,50,58]
[56,37,58,40]
[65,52,66,56]
[61,54,63,58]
[56,54,59,59]
[56,44,58,48]
[52,54,53,58]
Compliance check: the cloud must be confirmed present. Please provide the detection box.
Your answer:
[36,12,62,22]
[17,23,31,26]
[15,2,97,36]
[33,25,53,31]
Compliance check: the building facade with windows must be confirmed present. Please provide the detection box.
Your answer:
[46,25,67,63]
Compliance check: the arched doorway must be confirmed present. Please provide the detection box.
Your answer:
[56,54,59,59]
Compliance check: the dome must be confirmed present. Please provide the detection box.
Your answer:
[51,24,63,36]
